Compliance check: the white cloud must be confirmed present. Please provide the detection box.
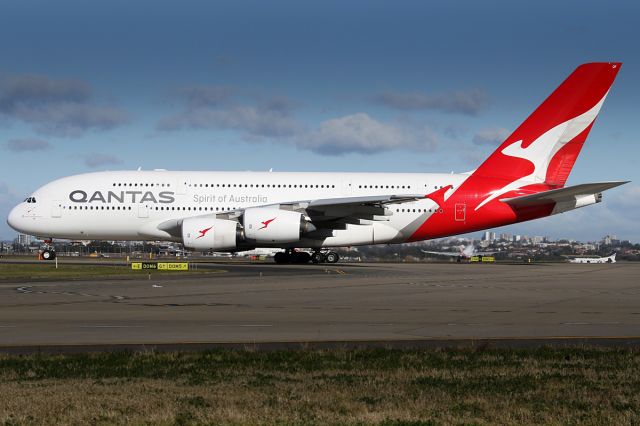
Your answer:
[374,89,488,115]
[6,138,51,152]
[81,153,124,168]
[157,87,302,138]
[472,127,510,146]
[0,73,129,137]
[158,87,439,156]
[299,113,438,155]
[159,106,302,138]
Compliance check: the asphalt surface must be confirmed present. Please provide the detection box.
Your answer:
[1,261,639,352]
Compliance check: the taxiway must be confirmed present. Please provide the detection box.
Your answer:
[0,261,638,351]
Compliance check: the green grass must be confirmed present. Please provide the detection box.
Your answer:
[0,347,638,424]
[0,263,224,280]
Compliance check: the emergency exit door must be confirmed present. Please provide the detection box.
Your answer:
[454,203,466,221]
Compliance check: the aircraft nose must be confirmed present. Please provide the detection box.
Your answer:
[7,205,24,233]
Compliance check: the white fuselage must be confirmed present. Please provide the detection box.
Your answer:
[8,170,468,248]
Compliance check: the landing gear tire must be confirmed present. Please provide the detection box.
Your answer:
[274,252,289,264]
[274,250,334,264]
[41,250,56,261]
[311,252,325,264]
[291,251,311,264]
[325,251,339,263]
[274,250,312,264]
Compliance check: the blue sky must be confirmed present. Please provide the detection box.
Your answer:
[1,0,639,241]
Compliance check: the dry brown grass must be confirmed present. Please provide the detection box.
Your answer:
[0,347,638,425]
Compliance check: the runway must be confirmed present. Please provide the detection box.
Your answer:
[1,261,639,351]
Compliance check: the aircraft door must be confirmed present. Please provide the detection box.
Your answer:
[176,180,187,195]
[51,200,62,218]
[454,203,466,222]
[138,203,149,218]
[341,179,352,195]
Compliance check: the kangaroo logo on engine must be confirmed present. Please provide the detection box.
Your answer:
[258,217,276,230]
[196,226,213,239]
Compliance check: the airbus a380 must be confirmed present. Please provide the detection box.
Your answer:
[7,63,629,264]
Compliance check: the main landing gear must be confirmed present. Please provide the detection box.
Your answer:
[274,249,340,264]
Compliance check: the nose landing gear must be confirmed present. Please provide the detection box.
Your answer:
[40,249,56,260]
[38,238,56,261]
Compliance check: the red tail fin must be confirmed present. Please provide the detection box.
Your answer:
[474,62,621,187]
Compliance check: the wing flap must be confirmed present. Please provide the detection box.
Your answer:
[307,194,426,208]
[288,193,428,223]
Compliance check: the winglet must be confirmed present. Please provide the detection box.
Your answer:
[425,185,453,207]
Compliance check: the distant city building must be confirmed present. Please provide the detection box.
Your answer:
[602,235,619,245]
[17,234,32,246]
[531,236,544,245]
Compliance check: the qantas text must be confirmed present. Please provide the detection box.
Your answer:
[69,190,176,204]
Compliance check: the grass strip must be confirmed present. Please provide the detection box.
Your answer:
[0,347,638,424]
[0,264,223,280]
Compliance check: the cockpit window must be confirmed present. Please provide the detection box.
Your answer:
[24,197,36,203]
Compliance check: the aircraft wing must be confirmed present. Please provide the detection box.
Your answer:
[500,181,629,208]
[275,194,428,224]
[145,193,427,240]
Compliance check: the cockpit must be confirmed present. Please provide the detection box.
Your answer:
[24,197,37,203]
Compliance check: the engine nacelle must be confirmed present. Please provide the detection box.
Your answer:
[182,217,240,251]
[243,207,312,243]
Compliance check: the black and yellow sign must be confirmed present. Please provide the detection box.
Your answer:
[131,262,189,270]
[470,256,495,263]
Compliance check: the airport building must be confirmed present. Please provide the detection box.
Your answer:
[17,233,32,246]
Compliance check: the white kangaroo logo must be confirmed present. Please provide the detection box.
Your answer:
[475,92,608,211]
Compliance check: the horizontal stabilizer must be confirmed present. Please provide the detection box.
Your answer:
[500,181,629,210]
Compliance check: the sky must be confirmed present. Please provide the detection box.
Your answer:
[1,0,639,242]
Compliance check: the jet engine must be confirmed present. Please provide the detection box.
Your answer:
[243,207,314,243]
[182,217,242,251]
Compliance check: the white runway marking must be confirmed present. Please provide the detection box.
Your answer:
[447,323,491,326]
[77,325,145,328]
[209,324,273,327]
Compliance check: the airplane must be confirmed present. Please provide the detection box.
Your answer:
[421,244,496,261]
[567,253,616,264]
[7,62,629,264]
